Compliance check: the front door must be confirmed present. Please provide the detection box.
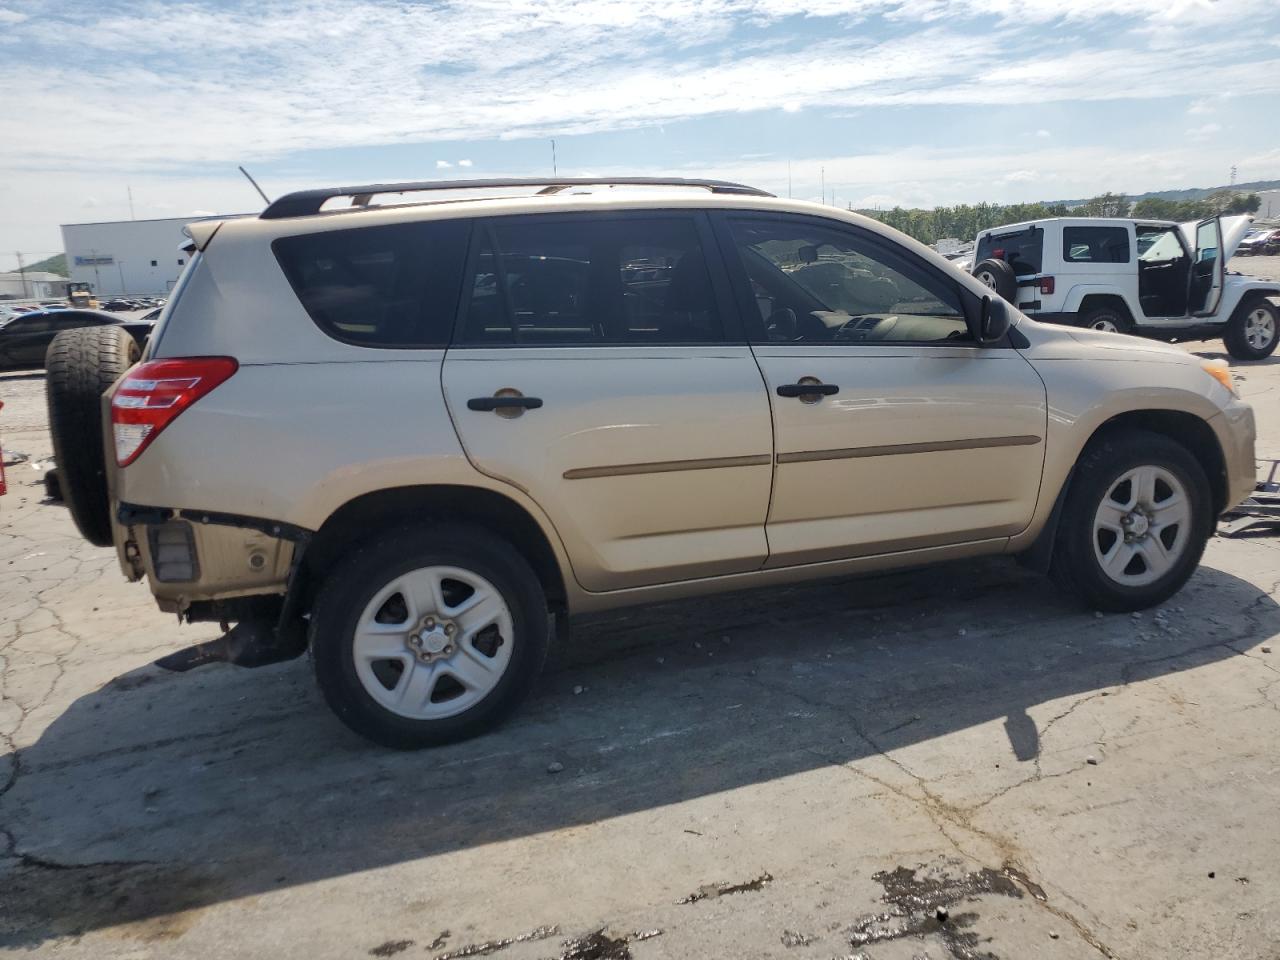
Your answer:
[713,212,1048,567]
[1188,216,1224,317]
[442,210,774,592]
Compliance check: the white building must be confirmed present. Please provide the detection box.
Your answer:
[60,214,245,298]
[0,271,69,300]
[1255,189,1280,222]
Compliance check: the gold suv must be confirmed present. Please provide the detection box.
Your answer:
[44,178,1256,747]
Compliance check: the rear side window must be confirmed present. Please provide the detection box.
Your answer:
[1062,226,1130,263]
[974,226,1042,275]
[460,215,723,346]
[273,219,469,347]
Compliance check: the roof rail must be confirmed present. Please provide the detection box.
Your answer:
[259,177,773,220]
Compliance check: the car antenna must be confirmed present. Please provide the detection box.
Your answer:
[238,166,271,206]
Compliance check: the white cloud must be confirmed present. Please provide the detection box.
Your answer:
[1186,122,1222,140]
[458,159,473,167]
[1002,170,1039,183]
[1,0,1274,175]
[435,160,453,169]
[0,7,27,24]
[1035,129,1051,138]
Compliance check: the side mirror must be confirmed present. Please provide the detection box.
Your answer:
[978,295,1011,344]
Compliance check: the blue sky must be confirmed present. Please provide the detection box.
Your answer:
[1,0,1278,270]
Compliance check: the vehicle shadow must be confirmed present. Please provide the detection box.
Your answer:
[1,556,1273,947]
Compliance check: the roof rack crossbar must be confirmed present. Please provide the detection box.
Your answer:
[260,177,773,219]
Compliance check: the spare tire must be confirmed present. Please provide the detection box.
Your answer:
[45,325,140,547]
[971,259,1018,304]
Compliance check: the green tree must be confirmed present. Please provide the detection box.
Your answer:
[1078,192,1130,217]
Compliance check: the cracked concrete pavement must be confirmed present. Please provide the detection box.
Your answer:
[3,312,1280,959]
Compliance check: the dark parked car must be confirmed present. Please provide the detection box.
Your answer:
[1236,229,1280,256]
[0,309,153,369]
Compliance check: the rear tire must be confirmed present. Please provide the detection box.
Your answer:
[1224,297,1279,361]
[45,325,140,547]
[310,523,549,748]
[1051,430,1211,612]
[1078,304,1133,334]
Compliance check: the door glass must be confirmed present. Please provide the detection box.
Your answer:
[461,216,722,345]
[728,218,969,343]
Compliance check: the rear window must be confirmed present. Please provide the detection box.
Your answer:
[460,214,722,346]
[1062,226,1130,263]
[975,226,1042,275]
[273,220,470,347]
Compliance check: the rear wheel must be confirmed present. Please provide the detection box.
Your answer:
[45,325,140,546]
[310,524,549,748]
[1224,298,1279,360]
[1079,304,1133,334]
[1051,430,1211,612]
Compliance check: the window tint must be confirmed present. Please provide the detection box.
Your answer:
[975,226,1042,275]
[1062,226,1130,263]
[727,218,970,344]
[274,219,470,347]
[461,216,721,345]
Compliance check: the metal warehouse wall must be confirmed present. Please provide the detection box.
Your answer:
[59,215,243,297]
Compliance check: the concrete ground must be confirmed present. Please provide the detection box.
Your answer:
[3,269,1280,960]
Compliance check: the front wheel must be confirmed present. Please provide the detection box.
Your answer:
[1051,431,1211,612]
[310,524,549,748]
[1224,298,1279,361]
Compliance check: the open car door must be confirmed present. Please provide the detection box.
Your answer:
[1185,216,1224,317]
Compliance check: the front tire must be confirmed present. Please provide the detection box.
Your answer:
[1224,297,1279,361]
[310,524,549,748]
[1051,430,1211,612]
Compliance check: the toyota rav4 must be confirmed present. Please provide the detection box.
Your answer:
[45,178,1257,748]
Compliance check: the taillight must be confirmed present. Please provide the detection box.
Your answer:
[1039,276,1055,295]
[111,357,237,466]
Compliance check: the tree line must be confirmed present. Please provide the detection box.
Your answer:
[860,191,1263,245]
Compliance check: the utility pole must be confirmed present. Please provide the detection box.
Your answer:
[15,251,29,299]
[551,139,557,177]
[787,160,792,199]
[820,166,825,205]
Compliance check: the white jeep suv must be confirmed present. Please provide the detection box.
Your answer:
[971,216,1280,360]
[44,178,1256,747]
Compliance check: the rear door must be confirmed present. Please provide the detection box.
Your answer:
[1187,216,1224,317]
[714,211,1047,567]
[441,210,774,592]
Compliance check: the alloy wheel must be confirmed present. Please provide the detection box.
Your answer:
[1092,465,1191,587]
[1245,307,1277,351]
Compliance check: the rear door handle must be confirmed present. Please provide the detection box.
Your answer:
[776,382,839,398]
[467,395,543,412]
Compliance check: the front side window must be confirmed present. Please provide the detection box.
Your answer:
[1137,225,1184,261]
[274,219,470,347]
[1062,226,1130,263]
[460,215,722,345]
[727,218,970,344]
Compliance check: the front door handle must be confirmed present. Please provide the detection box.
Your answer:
[776,381,839,399]
[467,395,543,412]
